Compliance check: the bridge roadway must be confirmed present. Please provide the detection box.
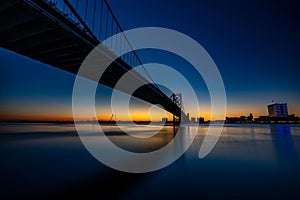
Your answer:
[0,0,188,121]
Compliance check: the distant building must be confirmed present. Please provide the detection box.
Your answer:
[186,113,190,122]
[254,116,270,123]
[197,117,205,123]
[254,115,300,124]
[226,116,246,124]
[225,114,252,124]
[162,118,168,123]
[191,117,196,123]
[247,113,253,122]
[268,102,288,117]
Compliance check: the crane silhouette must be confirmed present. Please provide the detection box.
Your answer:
[109,114,117,121]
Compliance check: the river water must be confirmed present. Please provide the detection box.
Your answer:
[1,123,299,199]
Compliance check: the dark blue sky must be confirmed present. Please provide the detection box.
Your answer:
[0,0,299,120]
[108,0,300,116]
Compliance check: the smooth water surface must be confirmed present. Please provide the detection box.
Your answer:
[1,123,299,199]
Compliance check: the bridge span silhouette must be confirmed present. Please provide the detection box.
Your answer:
[0,0,188,122]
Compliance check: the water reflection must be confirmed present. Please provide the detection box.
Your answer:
[269,124,297,164]
[1,123,300,199]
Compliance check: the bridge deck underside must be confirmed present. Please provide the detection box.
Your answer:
[0,0,185,119]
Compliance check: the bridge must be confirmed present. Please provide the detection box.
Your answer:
[0,0,188,122]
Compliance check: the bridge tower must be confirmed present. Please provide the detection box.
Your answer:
[170,93,184,124]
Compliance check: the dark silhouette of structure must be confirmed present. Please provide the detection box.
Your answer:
[197,117,205,123]
[225,113,254,124]
[0,0,188,122]
[254,115,300,124]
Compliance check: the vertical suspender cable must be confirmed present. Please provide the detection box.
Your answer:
[98,0,104,40]
[75,0,78,10]
[105,5,109,41]
[110,17,113,49]
[115,25,118,55]
[84,0,88,22]
[92,0,97,31]
[103,0,159,89]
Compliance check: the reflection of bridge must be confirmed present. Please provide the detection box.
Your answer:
[0,0,188,122]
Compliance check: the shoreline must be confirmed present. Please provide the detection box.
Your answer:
[0,120,299,125]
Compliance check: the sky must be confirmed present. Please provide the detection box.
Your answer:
[0,0,299,121]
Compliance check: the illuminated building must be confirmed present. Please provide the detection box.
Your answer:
[268,102,288,117]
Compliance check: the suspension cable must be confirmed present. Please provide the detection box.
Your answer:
[102,0,159,90]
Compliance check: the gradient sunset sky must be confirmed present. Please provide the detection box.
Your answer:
[0,0,299,121]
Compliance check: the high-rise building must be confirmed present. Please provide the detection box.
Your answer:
[268,102,288,117]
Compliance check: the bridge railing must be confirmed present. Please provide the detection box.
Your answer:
[45,0,142,72]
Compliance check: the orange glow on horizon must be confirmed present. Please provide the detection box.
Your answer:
[1,103,300,122]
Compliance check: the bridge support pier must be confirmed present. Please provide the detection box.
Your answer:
[172,114,181,136]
